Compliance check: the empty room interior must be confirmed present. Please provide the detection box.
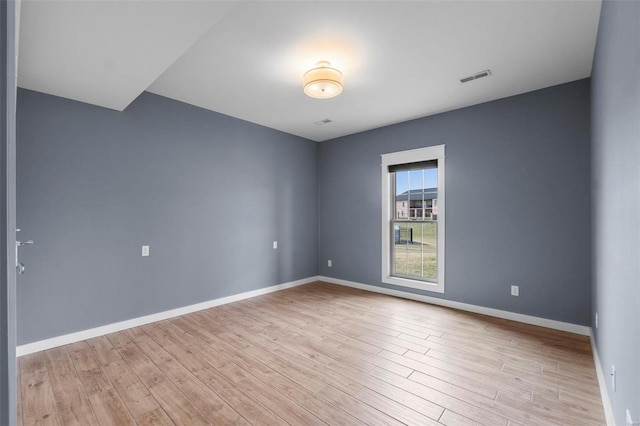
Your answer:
[1,0,639,425]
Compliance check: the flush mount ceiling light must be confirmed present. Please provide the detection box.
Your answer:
[303,61,343,99]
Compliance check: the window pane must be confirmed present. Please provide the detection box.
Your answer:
[406,223,422,277]
[409,169,422,190]
[392,221,437,282]
[390,163,438,283]
[393,223,408,275]
[411,200,422,219]
[421,223,437,280]
[395,171,408,195]
[395,171,408,219]
[424,168,437,189]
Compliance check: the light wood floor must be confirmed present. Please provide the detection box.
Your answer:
[18,281,606,426]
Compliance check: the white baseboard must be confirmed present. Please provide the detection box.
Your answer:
[16,275,591,357]
[589,329,616,426]
[319,276,591,336]
[16,276,320,357]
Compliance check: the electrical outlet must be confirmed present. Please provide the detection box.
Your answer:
[595,312,598,329]
[511,285,519,296]
[273,241,278,249]
[611,365,616,392]
[141,245,149,257]
[328,260,332,267]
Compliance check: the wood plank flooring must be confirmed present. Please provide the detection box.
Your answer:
[18,281,606,425]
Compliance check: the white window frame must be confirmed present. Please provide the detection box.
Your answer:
[381,145,445,293]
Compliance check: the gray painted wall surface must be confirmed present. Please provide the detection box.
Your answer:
[319,80,592,325]
[1,0,18,423]
[16,89,318,344]
[591,0,640,423]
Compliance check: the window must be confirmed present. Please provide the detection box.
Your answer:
[381,145,445,293]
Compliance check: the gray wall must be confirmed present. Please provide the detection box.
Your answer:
[16,89,318,344]
[1,0,18,423]
[17,81,594,340]
[591,0,640,423]
[318,79,592,325]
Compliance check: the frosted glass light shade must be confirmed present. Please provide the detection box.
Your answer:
[303,61,343,99]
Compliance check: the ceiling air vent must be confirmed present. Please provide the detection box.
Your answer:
[459,69,492,84]
[314,118,333,126]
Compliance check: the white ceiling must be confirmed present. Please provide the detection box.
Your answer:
[18,1,234,111]
[18,1,601,142]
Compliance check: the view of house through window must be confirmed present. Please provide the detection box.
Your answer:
[391,162,438,282]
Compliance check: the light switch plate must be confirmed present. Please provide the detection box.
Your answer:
[511,285,519,296]
[142,245,149,256]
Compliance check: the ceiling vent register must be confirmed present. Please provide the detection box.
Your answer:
[460,69,492,83]
[314,119,333,126]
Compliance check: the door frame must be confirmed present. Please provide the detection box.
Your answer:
[1,0,18,424]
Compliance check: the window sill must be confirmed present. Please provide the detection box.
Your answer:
[382,275,444,293]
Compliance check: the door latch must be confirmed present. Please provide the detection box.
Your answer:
[16,229,33,275]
